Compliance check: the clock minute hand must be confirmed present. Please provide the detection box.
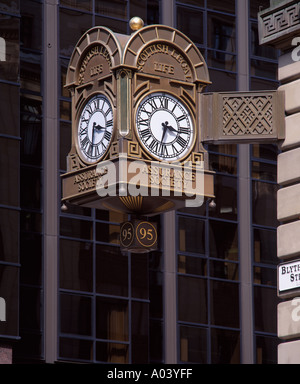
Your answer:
[93,122,105,132]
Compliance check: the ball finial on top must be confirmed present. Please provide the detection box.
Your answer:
[129,17,144,31]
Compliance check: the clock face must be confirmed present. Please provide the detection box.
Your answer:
[77,94,113,163]
[135,92,195,161]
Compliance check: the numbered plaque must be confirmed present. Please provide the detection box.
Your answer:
[120,220,158,253]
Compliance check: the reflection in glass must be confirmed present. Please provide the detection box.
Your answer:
[254,286,278,334]
[0,265,19,336]
[177,6,204,45]
[21,54,42,93]
[256,335,278,364]
[60,217,93,240]
[178,276,207,324]
[210,281,239,328]
[60,239,93,292]
[178,255,207,277]
[0,139,19,207]
[209,220,238,261]
[96,245,128,297]
[60,294,92,336]
[96,222,120,244]
[96,0,127,19]
[0,83,19,136]
[180,325,207,363]
[252,180,278,227]
[96,297,129,341]
[209,175,237,221]
[207,12,235,52]
[210,260,239,281]
[96,341,128,363]
[20,0,42,50]
[59,337,93,361]
[178,217,205,254]
[211,328,240,364]
[252,161,277,182]
[131,301,149,363]
[0,15,19,82]
[253,228,277,265]
[0,208,19,263]
[60,0,92,11]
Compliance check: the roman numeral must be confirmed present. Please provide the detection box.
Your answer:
[148,98,158,111]
[149,139,159,153]
[159,97,168,109]
[179,127,190,135]
[159,143,168,157]
[177,115,186,122]
[140,128,152,141]
[106,119,113,127]
[139,117,149,126]
[103,130,111,141]
[81,135,89,150]
[177,136,188,148]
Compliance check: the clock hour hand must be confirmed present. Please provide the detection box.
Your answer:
[93,122,105,132]
[162,121,178,134]
[161,122,168,143]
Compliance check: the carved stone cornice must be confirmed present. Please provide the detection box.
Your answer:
[258,0,300,49]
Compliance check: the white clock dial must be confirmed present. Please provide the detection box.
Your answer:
[77,94,113,163]
[136,92,194,161]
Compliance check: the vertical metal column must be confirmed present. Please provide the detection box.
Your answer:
[44,0,59,363]
[161,0,177,364]
[237,0,254,364]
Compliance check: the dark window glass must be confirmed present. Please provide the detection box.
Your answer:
[149,271,163,318]
[60,100,71,120]
[60,0,92,12]
[252,181,278,227]
[180,325,207,363]
[250,22,278,60]
[150,320,163,363]
[178,276,207,324]
[0,1,20,13]
[211,328,240,364]
[20,167,41,210]
[131,301,149,363]
[178,217,205,254]
[251,59,278,81]
[0,265,19,336]
[208,0,235,13]
[209,175,237,221]
[252,161,277,182]
[207,49,236,72]
[95,0,127,19]
[131,253,148,299]
[61,59,70,98]
[130,0,147,21]
[96,341,129,363]
[60,239,93,292]
[178,255,207,277]
[95,15,128,34]
[209,153,237,175]
[256,335,278,365]
[0,138,19,207]
[20,233,42,285]
[60,294,92,336]
[207,12,235,53]
[252,144,278,162]
[250,77,278,91]
[253,266,276,287]
[0,83,19,136]
[0,208,19,263]
[14,333,42,360]
[96,245,128,297]
[20,211,42,233]
[59,337,93,361]
[250,0,271,19]
[20,53,42,94]
[61,202,91,217]
[207,70,237,92]
[254,286,278,334]
[19,286,41,331]
[96,297,129,341]
[20,0,42,51]
[96,222,120,244]
[59,9,92,57]
[146,0,160,25]
[60,217,93,240]
[0,15,19,82]
[60,121,71,171]
[210,281,239,328]
[210,260,239,281]
[209,220,238,261]
[253,228,277,265]
[21,95,42,166]
[177,0,204,7]
[177,6,204,45]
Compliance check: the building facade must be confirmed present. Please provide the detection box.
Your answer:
[0,0,280,364]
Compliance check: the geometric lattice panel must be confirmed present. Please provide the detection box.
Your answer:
[223,96,273,136]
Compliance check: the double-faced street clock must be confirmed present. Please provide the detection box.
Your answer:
[135,92,195,162]
[62,20,215,234]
